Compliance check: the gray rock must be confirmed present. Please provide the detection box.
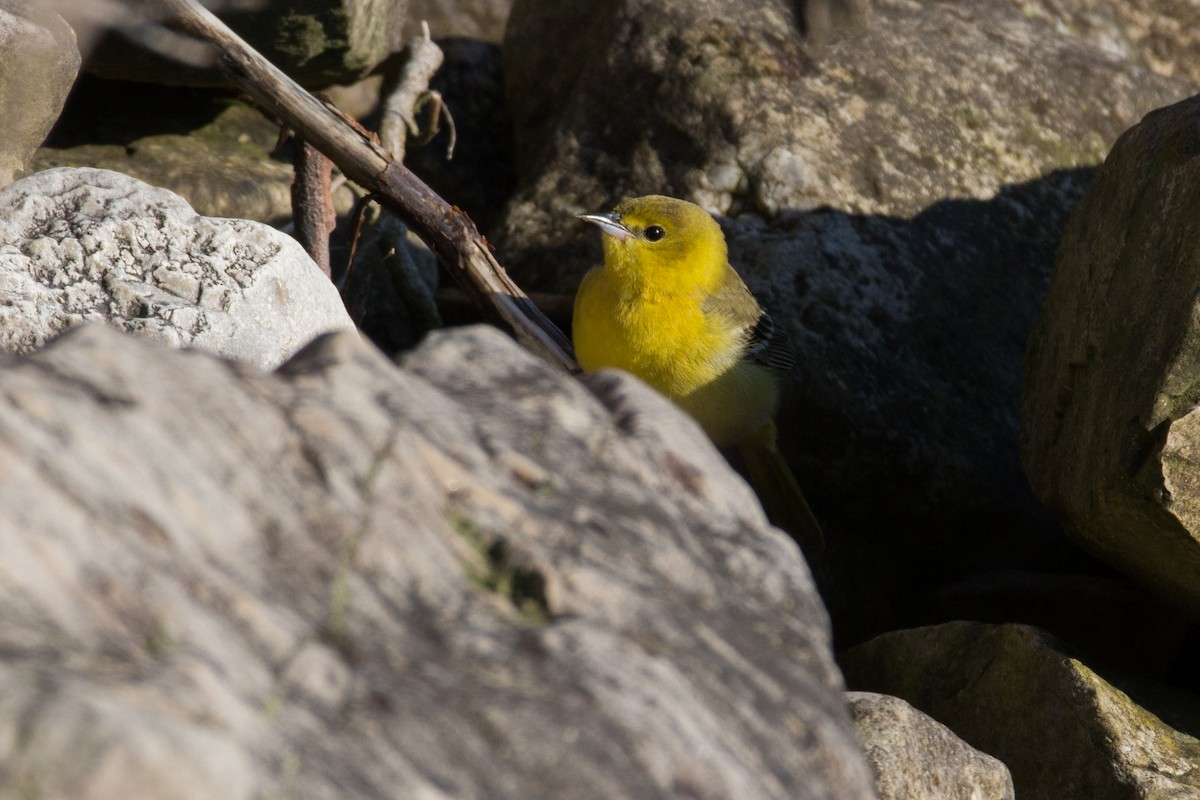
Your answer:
[406,0,512,41]
[0,167,354,369]
[1116,0,1200,84]
[0,322,877,800]
[72,0,409,89]
[498,0,1195,637]
[30,80,360,225]
[842,623,1200,800]
[0,1,80,186]
[499,0,1191,271]
[847,691,1015,800]
[1021,94,1200,618]
[1005,0,1200,84]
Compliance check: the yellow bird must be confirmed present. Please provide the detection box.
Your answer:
[573,195,823,549]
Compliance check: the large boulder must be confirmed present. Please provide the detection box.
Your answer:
[842,622,1200,800]
[0,1,80,186]
[497,0,1196,639]
[0,322,877,800]
[0,167,354,369]
[1021,94,1200,617]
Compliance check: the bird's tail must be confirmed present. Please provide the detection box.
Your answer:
[737,423,825,553]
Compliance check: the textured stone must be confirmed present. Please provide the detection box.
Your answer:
[0,1,80,186]
[0,322,877,800]
[0,167,354,369]
[842,623,1200,800]
[848,691,1015,800]
[73,0,409,89]
[1006,0,1200,85]
[1022,94,1200,618]
[30,79,360,225]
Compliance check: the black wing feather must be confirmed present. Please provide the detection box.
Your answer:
[744,310,796,373]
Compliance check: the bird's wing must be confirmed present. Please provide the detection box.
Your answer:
[744,309,796,373]
[702,268,796,374]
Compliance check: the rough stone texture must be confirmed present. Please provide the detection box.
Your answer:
[73,0,409,89]
[0,167,354,369]
[1008,0,1200,86]
[847,691,1015,800]
[1021,94,1200,618]
[842,623,1200,800]
[0,322,877,800]
[498,0,1196,640]
[499,0,1191,268]
[406,0,512,41]
[30,78,360,225]
[1115,0,1200,85]
[0,1,80,186]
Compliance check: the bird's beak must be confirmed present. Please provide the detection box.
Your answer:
[577,212,633,242]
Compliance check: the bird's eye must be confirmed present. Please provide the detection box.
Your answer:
[644,225,666,242]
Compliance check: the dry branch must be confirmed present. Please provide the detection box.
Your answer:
[149,0,578,374]
[290,137,335,277]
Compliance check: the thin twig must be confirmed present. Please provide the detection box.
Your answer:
[379,21,445,162]
[342,192,379,287]
[149,0,578,374]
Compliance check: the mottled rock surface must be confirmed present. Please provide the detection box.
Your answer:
[0,1,80,186]
[499,0,1196,639]
[0,323,876,800]
[1022,94,1200,618]
[842,623,1200,800]
[30,79,360,225]
[848,691,1015,800]
[1007,0,1200,85]
[74,0,409,88]
[0,168,353,369]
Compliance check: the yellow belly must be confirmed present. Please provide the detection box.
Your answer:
[573,268,778,445]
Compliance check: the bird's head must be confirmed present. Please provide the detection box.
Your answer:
[578,195,728,293]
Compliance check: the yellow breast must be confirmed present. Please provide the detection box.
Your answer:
[573,266,776,444]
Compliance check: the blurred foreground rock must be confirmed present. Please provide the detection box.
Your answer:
[498,0,1197,640]
[0,167,353,368]
[0,0,80,186]
[1022,94,1200,618]
[842,622,1200,800]
[0,323,876,800]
